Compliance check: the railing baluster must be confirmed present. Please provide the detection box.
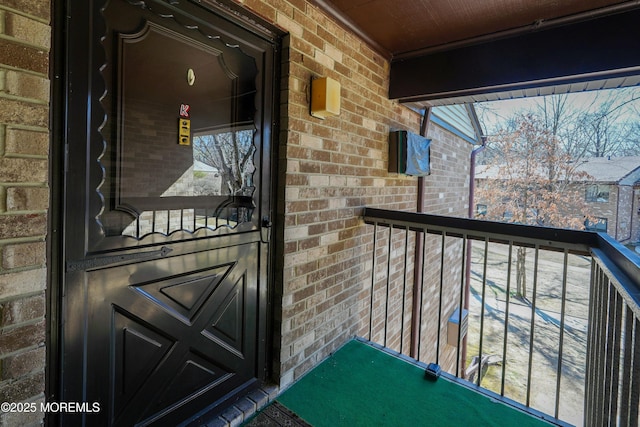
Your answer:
[620,306,634,426]
[477,238,489,387]
[501,242,513,397]
[590,264,602,427]
[608,290,624,424]
[603,281,618,424]
[602,285,615,424]
[526,245,539,408]
[629,315,639,427]
[456,235,467,378]
[384,226,392,347]
[554,249,569,419]
[400,226,409,353]
[436,231,446,366]
[595,274,611,427]
[369,223,378,341]
[584,259,598,427]
[417,228,427,361]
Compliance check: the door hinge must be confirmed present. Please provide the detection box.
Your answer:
[66,246,173,272]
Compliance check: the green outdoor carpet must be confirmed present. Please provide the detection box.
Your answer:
[276,339,553,427]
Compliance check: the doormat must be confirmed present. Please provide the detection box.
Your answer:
[244,401,312,427]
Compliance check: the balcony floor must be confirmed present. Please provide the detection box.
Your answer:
[244,338,559,426]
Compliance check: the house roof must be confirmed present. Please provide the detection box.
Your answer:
[574,156,640,184]
[312,1,640,107]
[476,156,640,184]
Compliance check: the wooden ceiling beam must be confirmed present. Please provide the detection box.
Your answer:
[389,8,640,102]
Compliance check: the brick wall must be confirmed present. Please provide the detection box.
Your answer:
[631,188,640,244]
[0,1,50,425]
[615,185,633,242]
[578,183,635,242]
[366,122,472,371]
[235,0,473,386]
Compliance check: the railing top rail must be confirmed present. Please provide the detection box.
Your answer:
[363,207,640,313]
[593,233,640,316]
[363,207,598,253]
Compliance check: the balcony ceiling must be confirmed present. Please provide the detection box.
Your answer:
[312,0,640,107]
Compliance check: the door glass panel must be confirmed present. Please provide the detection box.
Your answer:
[98,13,259,240]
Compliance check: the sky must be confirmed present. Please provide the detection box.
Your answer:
[474,87,640,135]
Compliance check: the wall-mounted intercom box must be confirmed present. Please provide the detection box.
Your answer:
[389,130,431,176]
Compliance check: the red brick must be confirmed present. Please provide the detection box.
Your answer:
[4,13,51,50]
[0,346,45,380]
[0,371,44,403]
[4,127,49,157]
[0,40,48,75]
[0,294,45,327]
[1,242,46,270]
[242,0,277,22]
[0,320,45,355]
[6,187,49,211]
[298,236,320,250]
[0,0,50,19]
[0,215,47,239]
[307,223,326,235]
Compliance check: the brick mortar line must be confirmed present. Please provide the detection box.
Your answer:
[0,264,47,278]
[0,345,45,365]
[0,316,44,334]
[0,122,48,133]
[0,210,48,216]
[0,64,48,80]
[0,33,49,54]
[1,154,49,161]
[0,289,45,306]
[0,183,48,188]
[0,236,46,245]
[0,5,49,25]
[0,92,48,107]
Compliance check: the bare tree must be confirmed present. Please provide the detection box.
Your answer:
[571,89,640,157]
[193,129,255,195]
[476,113,593,298]
[475,89,640,298]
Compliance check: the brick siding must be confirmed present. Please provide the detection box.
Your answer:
[0,1,50,425]
[631,188,640,244]
[236,0,473,387]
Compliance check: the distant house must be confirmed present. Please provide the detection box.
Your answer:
[475,156,640,244]
[574,156,640,244]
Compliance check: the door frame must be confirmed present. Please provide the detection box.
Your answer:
[47,0,284,423]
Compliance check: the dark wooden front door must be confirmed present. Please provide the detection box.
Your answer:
[57,1,278,425]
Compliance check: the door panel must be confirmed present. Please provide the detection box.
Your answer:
[59,0,277,425]
[87,243,258,425]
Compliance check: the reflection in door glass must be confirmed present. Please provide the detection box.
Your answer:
[192,128,256,197]
[121,126,256,238]
[95,17,260,240]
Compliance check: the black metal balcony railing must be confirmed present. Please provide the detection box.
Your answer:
[362,207,640,427]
